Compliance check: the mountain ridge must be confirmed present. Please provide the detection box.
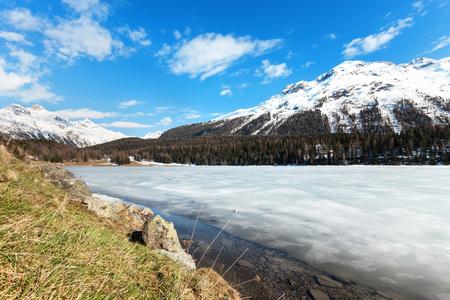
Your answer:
[162,57,450,138]
[0,104,128,147]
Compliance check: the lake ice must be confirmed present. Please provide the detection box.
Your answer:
[66,166,450,299]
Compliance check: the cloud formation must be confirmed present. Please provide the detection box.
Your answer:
[2,8,47,31]
[160,33,282,80]
[342,18,413,59]
[157,117,173,126]
[257,60,292,84]
[44,16,122,61]
[427,36,450,53]
[220,89,233,96]
[56,108,118,119]
[100,121,154,128]
[119,100,139,109]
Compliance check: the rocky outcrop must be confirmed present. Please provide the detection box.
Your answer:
[35,164,153,227]
[36,164,92,202]
[35,163,192,271]
[142,215,196,271]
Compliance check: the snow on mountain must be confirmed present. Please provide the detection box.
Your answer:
[162,57,450,138]
[0,104,128,147]
[142,131,163,139]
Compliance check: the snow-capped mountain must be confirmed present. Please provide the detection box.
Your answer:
[0,104,128,147]
[162,57,450,138]
[142,131,163,139]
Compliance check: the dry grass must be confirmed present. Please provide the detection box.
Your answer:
[0,148,240,299]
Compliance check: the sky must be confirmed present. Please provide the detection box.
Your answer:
[0,0,449,137]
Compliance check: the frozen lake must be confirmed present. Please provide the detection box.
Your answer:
[67,166,450,300]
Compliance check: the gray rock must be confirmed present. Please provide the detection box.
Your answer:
[154,249,196,271]
[36,164,91,202]
[237,260,255,269]
[309,289,330,300]
[142,215,184,253]
[316,275,344,288]
[140,207,154,220]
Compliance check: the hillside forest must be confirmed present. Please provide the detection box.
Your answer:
[2,125,450,166]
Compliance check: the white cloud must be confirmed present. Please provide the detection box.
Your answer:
[118,25,151,46]
[44,16,123,61]
[0,59,32,91]
[174,30,182,40]
[61,0,109,18]
[17,84,63,103]
[185,113,201,119]
[342,18,413,59]
[220,89,233,96]
[0,56,61,103]
[412,1,425,11]
[427,36,450,53]
[323,33,337,40]
[237,83,249,89]
[303,61,315,68]
[0,31,32,45]
[184,27,192,36]
[155,43,172,57]
[56,108,118,119]
[257,60,292,84]
[119,100,138,109]
[155,106,175,112]
[2,8,46,31]
[166,33,282,80]
[100,121,154,128]
[9,48,38,72]
[157,117,172,126]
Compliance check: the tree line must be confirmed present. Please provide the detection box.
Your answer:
[2,125,449,166]
[90,125,450,166]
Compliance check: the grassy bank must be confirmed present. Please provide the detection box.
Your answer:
[0,146,239,299]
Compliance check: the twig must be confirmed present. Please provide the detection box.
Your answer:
[211,246,223,269]
[187,204,203,254]
[220,248,248,278]
[196,218,231,268]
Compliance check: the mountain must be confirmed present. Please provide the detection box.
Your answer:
[142,131,163,139]
[0,104,128,147]
[161,57,450,138]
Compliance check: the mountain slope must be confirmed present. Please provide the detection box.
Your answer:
[162,57,450,138]
[0,104,127,147]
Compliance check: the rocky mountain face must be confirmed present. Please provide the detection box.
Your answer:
[0,104,127,147]
[161,57,450,138]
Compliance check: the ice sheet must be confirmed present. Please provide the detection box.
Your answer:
[66,166,450,299]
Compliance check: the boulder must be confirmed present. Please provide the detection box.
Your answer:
[154,249,196,271]
[142,215,184,253]
[140,207,154,220]
[35,164,92,203]
[143,215,196,271]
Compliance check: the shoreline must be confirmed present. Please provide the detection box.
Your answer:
[95,192,393,300]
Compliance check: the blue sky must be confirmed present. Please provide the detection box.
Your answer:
[0,0,449,137]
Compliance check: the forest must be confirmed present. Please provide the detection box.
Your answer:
[90,124,450,166]
[2,125,449,166]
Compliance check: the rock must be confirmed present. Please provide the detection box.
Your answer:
[154,249,196,271]
[142,215,184,253]
[237,260,255,269]
[110,201,128,214]
[315,275,344,288]
[140,207,154,220]
[35,164,92,202]
[309,289,330,300]
[88,197,121,221]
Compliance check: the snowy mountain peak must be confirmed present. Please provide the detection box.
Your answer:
[142,131,163,139]
[0,104,128,147]
[162,57,450,138]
